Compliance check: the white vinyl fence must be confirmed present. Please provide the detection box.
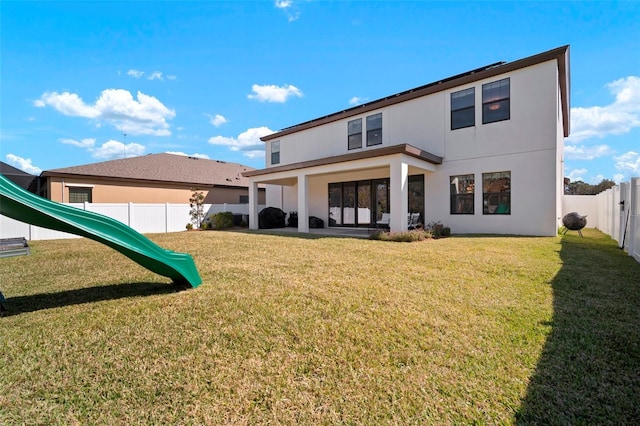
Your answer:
[564,177,640,264]
[0,202,265,241]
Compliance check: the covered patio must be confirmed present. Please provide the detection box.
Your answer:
[243,144,442,233]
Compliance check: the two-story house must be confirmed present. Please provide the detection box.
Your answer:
[243,45,570,236]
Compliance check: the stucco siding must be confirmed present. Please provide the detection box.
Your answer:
[425,149,559,236]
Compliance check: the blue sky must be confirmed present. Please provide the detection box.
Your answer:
[1,1,638,184]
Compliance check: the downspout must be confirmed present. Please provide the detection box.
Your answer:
[61,178,64,203]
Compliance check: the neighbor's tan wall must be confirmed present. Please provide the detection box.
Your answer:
[204,186,266,204]
[46,177,264,204]
[47,177,202,203]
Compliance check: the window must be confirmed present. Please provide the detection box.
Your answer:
[408,175,424,226]
[69,187,92,203]
[239,195,249,204]
[450,174,474,214]
[483,171,510,215]
[482,78,510,124]
[366,113,382,146]
[271,141,280,165]
[451,88,475,130]
[348,118,362,150]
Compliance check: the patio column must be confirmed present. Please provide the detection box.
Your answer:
[297,173,309,233]
[248,180,259,230]
[389,157,408,232]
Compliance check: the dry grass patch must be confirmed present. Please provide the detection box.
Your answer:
[1,229,638,424]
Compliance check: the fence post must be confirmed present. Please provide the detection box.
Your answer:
[165,203,169,233]
[630,178,639,261]
[619,183,628,249]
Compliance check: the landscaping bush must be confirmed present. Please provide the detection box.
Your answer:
[425,221,451,239]
[370,222,451,242]
[212,212,234,229]
[369,229,430,242]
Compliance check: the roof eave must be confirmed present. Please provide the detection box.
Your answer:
[261,45,570,141]
[242,143,442,178]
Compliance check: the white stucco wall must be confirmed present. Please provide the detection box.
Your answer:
[261,58,564,236]
[425,149,559,235]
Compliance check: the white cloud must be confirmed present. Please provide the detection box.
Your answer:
[208,126,274,158]
[35,89,175,136]
[127,69,144,78]
[59,137,144,160]
[148,71,163,81]
[565,168,588,182]
[564,144,614,160]
[613,174,626,184]
[349,96,368,106]
[248,84,303,103]
[166,75,177,81]
[568,76,640,142]
[614,151,640,174]
[165,151,210,159]
[60,138,96,148]
[275,0,300,21]
[34,92,100,117]
[206,113,228,127]
[5,154,42,174]
[92,140,145,160]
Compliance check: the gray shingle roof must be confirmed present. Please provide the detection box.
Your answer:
[44,153,255,188]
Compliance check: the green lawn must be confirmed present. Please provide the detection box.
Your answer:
[1,228,638,424]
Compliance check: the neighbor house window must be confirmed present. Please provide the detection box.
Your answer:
[451,88,475,130]
[271,141,280,165]
[450,174,474,214]
[239,195,249,204]
[69,187,92,203]
[366,113,382,146]
[482,78,510,124]
[483,171,510,214]
[348,118,362,150]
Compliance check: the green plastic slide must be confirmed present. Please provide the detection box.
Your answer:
[0,174,201,288]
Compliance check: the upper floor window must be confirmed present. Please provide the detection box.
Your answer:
[450,174,474,214]
[271,141,280,165]
[366,113,382,146]
[483,171,510,215]
[348,118,362,150]
[451,88,475,130]
[482,78,510,124]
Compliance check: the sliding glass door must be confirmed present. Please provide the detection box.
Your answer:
[328,179,388,227]
[328,176,422,227]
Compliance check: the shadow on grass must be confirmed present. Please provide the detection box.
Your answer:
[2,282,178,317]
[516,231,640,423]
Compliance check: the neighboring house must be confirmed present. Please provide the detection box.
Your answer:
[244,45,570,236]
[0,161,38,192]
[40,153,265,205]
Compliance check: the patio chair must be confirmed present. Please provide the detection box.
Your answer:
[376,213,391,229]
[408,212,421,230]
